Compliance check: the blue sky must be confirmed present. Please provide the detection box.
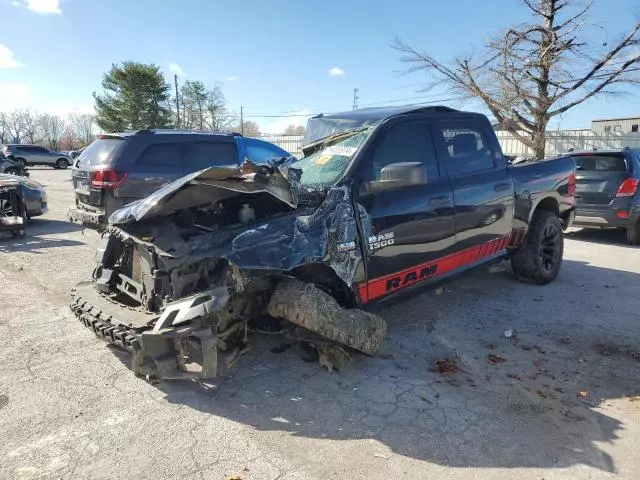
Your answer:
[1,0,638,133]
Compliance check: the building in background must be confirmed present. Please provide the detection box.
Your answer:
[591,117,640,134]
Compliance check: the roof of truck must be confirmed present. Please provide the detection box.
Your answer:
[310,105,458,123]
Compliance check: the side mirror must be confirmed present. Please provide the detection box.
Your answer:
[365,162,427,194]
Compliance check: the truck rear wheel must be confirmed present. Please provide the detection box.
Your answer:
[267,278,387,356]
[510,211,564,284]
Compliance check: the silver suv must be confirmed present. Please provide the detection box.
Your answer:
[2,144,72,169]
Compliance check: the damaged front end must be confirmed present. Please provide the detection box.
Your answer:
[70,159,386,381]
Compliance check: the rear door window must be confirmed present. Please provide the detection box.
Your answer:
[437,125,495,176]
[136,142,183,168]
[182,141,238,170]
[78,139,126,167]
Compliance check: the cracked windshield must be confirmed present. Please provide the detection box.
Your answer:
[294,128,374,187]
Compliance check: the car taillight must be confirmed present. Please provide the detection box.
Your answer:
[567,172,576,196]
[615,179,640,198]
[90,169,128,189]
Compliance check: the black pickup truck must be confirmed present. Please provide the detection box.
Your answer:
[70,106,576,381]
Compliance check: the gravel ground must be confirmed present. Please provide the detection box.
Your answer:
[1,168,640,480]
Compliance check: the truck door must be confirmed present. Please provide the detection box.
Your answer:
[356,117,456,303]
[433,119,514,253]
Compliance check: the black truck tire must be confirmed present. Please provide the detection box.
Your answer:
[510,211,564,285]
[267,277,387,356]
[627,220,640,245]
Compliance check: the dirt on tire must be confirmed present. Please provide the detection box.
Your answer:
[267,277,387,356]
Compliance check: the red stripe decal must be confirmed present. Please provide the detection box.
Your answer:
[358,236,509,304]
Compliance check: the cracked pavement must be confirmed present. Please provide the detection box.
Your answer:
[1,169,640,479]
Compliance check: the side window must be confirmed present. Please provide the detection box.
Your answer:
[439,125,494,176]
[245,142,287,163]
[183,141,238,170]
[136,143,183,168]
[369,121,439,181]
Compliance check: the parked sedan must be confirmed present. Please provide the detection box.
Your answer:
[0,173,48,218]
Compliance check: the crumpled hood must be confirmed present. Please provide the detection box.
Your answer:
[109,157,302,224]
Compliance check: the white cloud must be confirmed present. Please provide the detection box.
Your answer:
[0,84,30,108]
[169,63,186,76]
[24,0,62,15]
[0,44,25,69]
[328,66,345,77]
[260,109,312,135]
[226,76,240,82]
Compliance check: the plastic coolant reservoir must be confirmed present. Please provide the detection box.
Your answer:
[239,204,255,224]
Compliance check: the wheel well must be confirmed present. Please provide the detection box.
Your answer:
[532,197,559,219]
[289,263,355,307]
[57,157,68,163]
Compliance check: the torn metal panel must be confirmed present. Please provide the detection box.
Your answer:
[108,158,301,224]
[72,154,378,381]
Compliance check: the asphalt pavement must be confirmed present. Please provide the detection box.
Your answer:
[1,168,640,480]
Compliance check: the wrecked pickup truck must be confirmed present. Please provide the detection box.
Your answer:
[71,105,576,381]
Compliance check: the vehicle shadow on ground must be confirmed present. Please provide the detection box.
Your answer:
[567,227,638,248]
[0,219,85,252]
[145,259,640,472]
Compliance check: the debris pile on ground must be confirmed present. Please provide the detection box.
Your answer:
[487,354,506,364]
[430,358,459,375]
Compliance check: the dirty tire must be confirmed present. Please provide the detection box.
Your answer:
[510,211,564,285]
[267,278,387,356]
[627,220,640,245]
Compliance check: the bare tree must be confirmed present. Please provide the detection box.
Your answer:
[283,125,305,135]
[6,110,26,144]
[176,81,232,132]
[69,113,95,146]
[394,0,640,158]
[38,113,66,151]
[235,121,261,137]
[0,112,10,144]
[203,86,233,132]
[18,110,40,144]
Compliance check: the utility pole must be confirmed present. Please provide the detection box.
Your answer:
[174,74,180,128]
[240,106,244,136]
[352,88,359,111]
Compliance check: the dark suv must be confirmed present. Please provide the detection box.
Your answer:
[68,130,291,228]
[571,148,640,244]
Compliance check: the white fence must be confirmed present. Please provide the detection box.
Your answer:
[254,131,640,159]
[496,130,640,157]
[254,134,304,157]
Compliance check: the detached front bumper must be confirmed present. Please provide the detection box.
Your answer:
[68,207,105,228]
[70,281,228,381]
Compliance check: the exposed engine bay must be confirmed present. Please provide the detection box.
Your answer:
[71,159,387,382]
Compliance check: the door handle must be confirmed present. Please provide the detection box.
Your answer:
[429,196,452,207]
[494,182,510,192]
